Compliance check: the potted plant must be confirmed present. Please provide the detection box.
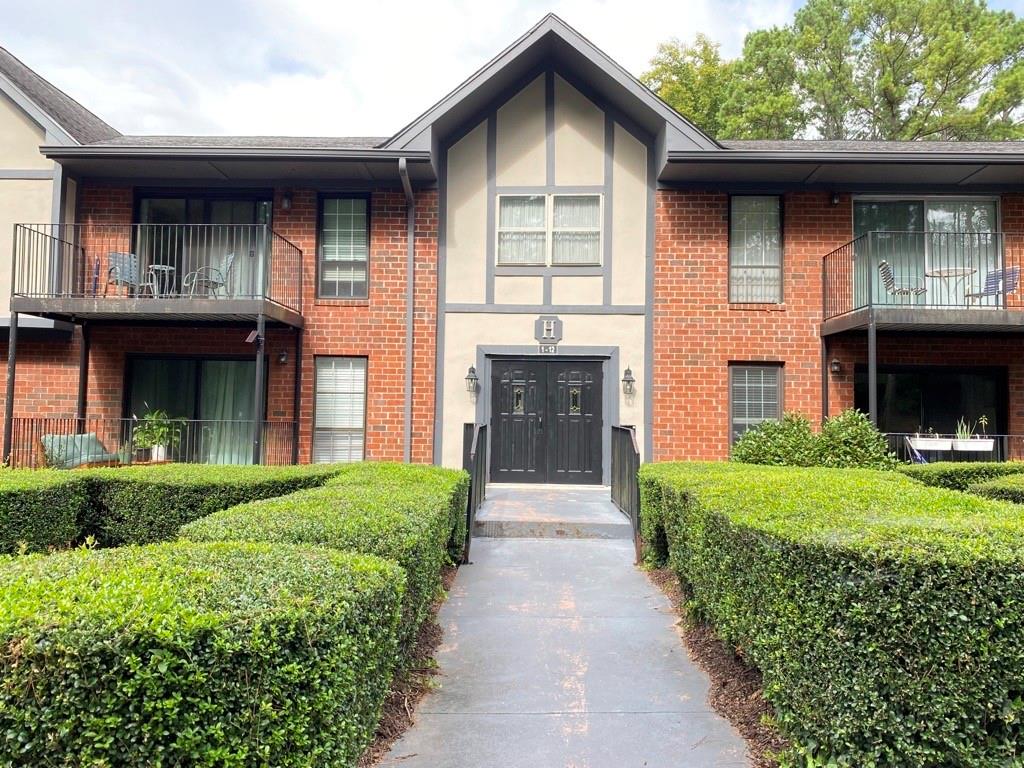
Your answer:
[908,427,952,452]
[132,409,184,462]
[952,415,995,452]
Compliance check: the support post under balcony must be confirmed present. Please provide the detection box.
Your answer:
[76,322,90,428]
[252,313,266,465]
[867,311,878,426]
[3,312,17,463]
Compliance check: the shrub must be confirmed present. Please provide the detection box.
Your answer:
[84,463,347,546]
[900,461,1024,491]
[640,461,1024,767]
[968,472,1024,503]
[730,412,817,466]
[0,470,90,553]
[0,541,405,767]
[181,471,466,658]
[732,409,897,470]
[326,462,470,559]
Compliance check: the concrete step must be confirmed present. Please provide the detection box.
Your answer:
[473,484,633,540]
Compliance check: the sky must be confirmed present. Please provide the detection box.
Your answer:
[2,0,1023,138]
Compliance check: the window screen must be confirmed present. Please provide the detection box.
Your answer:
[319,197,368,298]
[313,357,366,462]
[731,364,781,441]
[729,196,782,303]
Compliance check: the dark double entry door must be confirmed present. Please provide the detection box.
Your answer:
[490,359,603,484]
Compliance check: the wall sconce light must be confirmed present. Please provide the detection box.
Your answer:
[281,190,293,211]
[830,358,842,374]
[830,192,840,206]
[278,350,288,365]
[465,365,479,394]
[621,366,636,396]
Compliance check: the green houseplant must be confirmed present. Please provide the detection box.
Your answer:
[953,415,994,453]
[131,409,184,462]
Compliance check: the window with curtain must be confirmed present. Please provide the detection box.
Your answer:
[730,364,781,442]
[729,196,782,303]
[319,197,369,298]
[313,357,367,463]
[496,193,601,266]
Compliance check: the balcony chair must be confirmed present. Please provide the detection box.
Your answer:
[878,260,926,300]
[965,266,1020,305]
[39,432,123,469]
[183,252,236,298]
[104,251,153,297]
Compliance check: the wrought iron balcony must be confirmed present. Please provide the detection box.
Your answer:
[10,223,303,326]
[822,231,1024,334]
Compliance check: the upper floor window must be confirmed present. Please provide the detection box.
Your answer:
[729,196,781,303]
[319,196,368,298]
[497,193,601,266]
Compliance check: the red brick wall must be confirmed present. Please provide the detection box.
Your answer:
[651,190,852,460]
[0,334,81,421]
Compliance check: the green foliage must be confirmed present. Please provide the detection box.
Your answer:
[0,541,404,767]
[732,410,897,470]
[899,460,1024,490]
[645,0,1024,140]
[83,463,346,546]
[0,470,90,553]
[639,461,1024,766]
[730,413,818,466]
[180,473,464,662]
[968,472,1024,503]
[130,408,185,450]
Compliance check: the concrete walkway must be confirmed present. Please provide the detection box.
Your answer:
[381,486,748,768]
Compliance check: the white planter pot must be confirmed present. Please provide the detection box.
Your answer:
[952,438,995,452]
[151,444,167,462]
[908,437,953,451]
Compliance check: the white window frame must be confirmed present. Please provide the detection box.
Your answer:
[312,356,367,463]
[495,193,603,267]
[729,363,783,443]
[728,195,783,304]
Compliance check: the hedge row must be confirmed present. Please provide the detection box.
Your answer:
[968,472,1024,503]
[639,462,1024,767]
[0,463,348,553]
[182,464,470,659]
[0,541,405,767]
[898,460,1024,490]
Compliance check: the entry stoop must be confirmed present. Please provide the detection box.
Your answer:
[474,484,632,540]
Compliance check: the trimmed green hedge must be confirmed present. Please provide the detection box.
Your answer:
[0,470,91,553]
[181,465,468,658]
[0,541,404,767]
[899,460,1024,491]
[326,462,471,559]
[84,463,347,546]
[640,462,1024,767]
[969,472,1024,503]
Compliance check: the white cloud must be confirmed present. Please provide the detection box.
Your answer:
[22,0,1024,138]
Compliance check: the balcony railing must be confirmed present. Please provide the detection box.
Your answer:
[823,231,1024,321]
[12,223,302,312]
[886,432,1024,463]
[7,416,297,469]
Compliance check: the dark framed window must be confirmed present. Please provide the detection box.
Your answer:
[318,196,369,298]
[313,356,367,462]
[730,363,782,442]
[729,196,782,303]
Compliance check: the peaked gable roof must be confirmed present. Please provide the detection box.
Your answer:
[0,46,119,145]
[382,14,720,154]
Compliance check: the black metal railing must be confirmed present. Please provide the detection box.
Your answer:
[7,417,296,469]
[886,432,1024,463]
[611,424,641,563]
[12,223,302,312]
[823,231,1024,320]
[462,423,488,564]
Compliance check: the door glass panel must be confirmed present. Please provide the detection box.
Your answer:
[512,385,525,415]
[926,201,998,305]
[199,360,257,465]
[853,201,926,308]
[569,386,581,415]
[128,358,196,420]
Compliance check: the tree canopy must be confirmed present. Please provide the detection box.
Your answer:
[641,0,1024,140]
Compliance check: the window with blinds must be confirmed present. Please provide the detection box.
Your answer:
[319,197,369,298]
[730,364,781,442]
[313,357,367,462]
[729,196,782,303]
[496,193,601,266]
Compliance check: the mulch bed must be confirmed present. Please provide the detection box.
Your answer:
[359,565,457,767]
[647,568,790,768]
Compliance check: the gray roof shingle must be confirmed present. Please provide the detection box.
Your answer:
[88,135,388,149]
[720,139,1024,154]
[0,47,119,144]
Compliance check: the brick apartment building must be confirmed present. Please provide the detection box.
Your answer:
[2,15,1023,480]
